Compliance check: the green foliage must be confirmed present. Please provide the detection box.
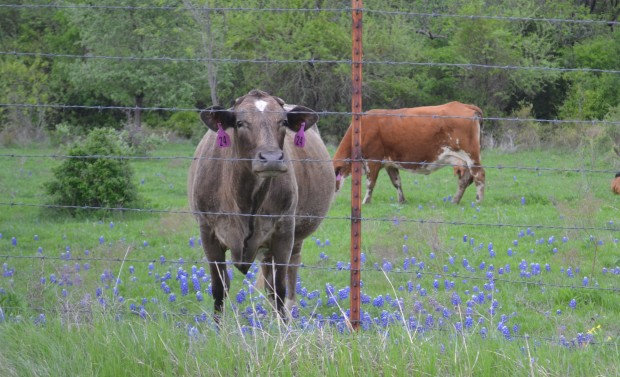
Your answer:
[162,110,204,140]
[44,128,140,212]
[2,0,620,143]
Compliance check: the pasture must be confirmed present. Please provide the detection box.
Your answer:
[1,142,619,376]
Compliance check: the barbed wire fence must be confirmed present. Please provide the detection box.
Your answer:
[1,2,620,343]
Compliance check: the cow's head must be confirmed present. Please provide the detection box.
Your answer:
[333,158,353,192]
[200,90,318,178]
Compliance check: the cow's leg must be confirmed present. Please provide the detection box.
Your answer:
[471,165,485,202]
[452,165,473,204]
[285,240,303,316]
[386,166,406,203]
[200,225,228,324]
[363,162,382,204]
[260,257,289,320]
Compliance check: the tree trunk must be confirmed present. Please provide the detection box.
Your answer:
[134,93,143,129]
[183,0,219,106]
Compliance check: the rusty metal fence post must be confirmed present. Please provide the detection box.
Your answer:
[350,0,363,331]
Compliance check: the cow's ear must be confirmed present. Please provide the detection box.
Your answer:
[200,106,235,132]
[286,106,318,132]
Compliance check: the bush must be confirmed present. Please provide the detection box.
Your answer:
[44,128,140,213]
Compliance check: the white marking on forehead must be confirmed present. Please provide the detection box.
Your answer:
[255,100,268,112]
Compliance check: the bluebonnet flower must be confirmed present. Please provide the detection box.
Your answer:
[382,260,393,272]
[465,316,473,329]
[419,288,427,296]
[430,252,435,259]
[582,276,589,286]
[361,293,371,304]
[507,248,513,257]
[403,258,410,271]
[569,299,576,309]
[442,307,450,318]
[180,276,189,296]
[191,274,201,292]
[451,292,461,306]
[338,288,349,300]
[325,283,335,296]
[142,241,148,247]
[36,313,46,326]
[501,325,511,340]
[235,289,246,304]
[189,237,195,248]
[372,295,384,308]
[319,252,327,260]
[326,296,337,307]
[407,281,414,293]
[307,290,320,300]
[169,293,176,302]
[99,236,105,245]
[425,314,434,328]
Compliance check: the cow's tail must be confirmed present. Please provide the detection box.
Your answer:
[464,104,483,144]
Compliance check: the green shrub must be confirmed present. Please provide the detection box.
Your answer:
[44,128,140,213]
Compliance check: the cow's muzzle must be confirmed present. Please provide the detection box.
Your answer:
[253,150,287,177]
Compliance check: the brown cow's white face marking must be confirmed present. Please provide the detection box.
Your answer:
[255,100,268,112]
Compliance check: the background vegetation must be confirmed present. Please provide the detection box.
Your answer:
[1,0,620,148]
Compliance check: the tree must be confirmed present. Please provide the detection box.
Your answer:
[68,1,204,129]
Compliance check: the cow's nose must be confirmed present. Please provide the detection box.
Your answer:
[258,151,284,163]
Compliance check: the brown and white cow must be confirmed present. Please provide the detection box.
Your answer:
[333,101,485,204]
[188,90,334,321]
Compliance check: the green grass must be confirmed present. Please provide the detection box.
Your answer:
[1,142,619,376]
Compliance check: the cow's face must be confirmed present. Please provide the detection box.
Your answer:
[200,90,318,178]
[334,164,351,192]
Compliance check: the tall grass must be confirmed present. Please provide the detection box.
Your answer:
[1,142,619,376]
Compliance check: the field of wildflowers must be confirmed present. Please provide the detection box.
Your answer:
[1,143,619,376]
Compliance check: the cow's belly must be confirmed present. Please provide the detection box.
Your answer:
[388,147,474,174]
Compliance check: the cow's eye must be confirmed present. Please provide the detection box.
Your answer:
[281,119,289,128]
[236,121,244,128]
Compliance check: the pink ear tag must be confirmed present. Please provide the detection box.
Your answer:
[216,123,231,148]
[294,122,306,148]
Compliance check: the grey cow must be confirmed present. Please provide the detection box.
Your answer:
[188,89,334,321]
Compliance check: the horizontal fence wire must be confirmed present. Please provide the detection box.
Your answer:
[2,103,620,128]
[4,51,620,76]
[0,202,618,233]
[1,3,619,27]
[2,254,619,293]
[1,153,618,175]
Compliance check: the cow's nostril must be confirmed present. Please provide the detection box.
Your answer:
[259,151,284,162]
